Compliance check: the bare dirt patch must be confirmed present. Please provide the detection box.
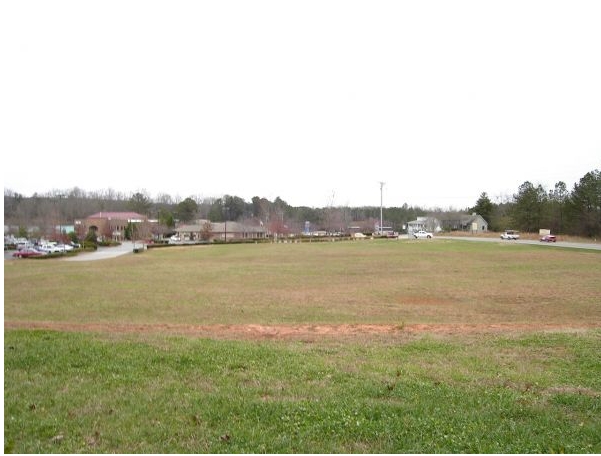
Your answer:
[544,386,600,397]
[5,321,601,341]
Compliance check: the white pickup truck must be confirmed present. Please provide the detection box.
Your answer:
[500,230,520,240]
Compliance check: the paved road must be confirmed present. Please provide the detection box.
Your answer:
[435,236,601,251]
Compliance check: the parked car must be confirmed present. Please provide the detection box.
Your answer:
[12,248,46,258]
[500,230,520,240]
[540,234,557,242]
[413,230,433,239]
[15,238,30,249]
[38,243,64,254]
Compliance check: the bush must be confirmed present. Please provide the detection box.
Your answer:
[97,240,121,247]
[82,241,98,250]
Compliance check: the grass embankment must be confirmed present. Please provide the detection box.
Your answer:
[4,240,601,452]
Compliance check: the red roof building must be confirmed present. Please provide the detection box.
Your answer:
[80,212,148,242]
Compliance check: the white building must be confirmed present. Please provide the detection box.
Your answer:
[406,217,442,236]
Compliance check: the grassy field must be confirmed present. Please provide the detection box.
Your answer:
[4,239,601,452]
[5,239,601,327]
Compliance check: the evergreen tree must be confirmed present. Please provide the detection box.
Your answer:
[567,170,601,237]
[176,197,199,223]
[511,182,548,232]
[128,191,152,216]
[158,208,175,228]
[470,192,494,223]
[548,181,568,234]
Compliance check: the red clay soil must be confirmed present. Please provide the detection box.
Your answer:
[5,321,601,341]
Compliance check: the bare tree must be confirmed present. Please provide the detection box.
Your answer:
[201,221,212,241]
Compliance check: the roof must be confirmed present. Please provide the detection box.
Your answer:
[211,222,266,233]
[462,214,485,224]
[176,223,209,232]
[439,213,488,227]
[408,216,440,225]
[452,214,487,224]
[87,212,147,220]
[177,221,266,233]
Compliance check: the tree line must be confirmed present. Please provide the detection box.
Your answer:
[4,168,600,238]
[471,169,600,237]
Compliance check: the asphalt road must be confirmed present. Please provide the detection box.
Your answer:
[435,235,601,251]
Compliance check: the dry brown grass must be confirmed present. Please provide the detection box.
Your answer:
[4,240,601,338]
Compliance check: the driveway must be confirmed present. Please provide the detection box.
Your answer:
[63,241,138,261]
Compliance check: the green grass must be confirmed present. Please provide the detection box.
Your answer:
[4,330,600,453]
[4,239,601,452]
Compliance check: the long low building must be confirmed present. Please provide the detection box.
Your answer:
[175,220,267,242]
[407,213,488,235]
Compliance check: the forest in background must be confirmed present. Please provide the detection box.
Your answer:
[4,168,600,238]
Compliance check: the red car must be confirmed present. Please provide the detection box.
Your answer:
[540,234,557,242]
[12,248,46,258]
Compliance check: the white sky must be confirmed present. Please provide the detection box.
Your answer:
[2,1,600,209]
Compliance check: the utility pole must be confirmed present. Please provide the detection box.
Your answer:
[222,201,228,243]
[379,182,384,236]
[57,194,65,242]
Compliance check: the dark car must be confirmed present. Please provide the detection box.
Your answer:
[540,234,557,242]
[12,247,46,258]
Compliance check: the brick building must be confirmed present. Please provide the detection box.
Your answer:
[78,212,148,242]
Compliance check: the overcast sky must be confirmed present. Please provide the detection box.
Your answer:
[2,1,600,209]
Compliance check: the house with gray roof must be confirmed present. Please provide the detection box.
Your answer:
[440,213,488,233]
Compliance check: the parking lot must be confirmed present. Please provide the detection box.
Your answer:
[5,241,137,261]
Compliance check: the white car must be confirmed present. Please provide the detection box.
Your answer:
[500,230,520,240]
[38,242,72,253]
[38,244,63,254]
[413,230,433,239]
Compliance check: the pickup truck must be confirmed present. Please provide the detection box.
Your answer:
[500,230,520,240]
